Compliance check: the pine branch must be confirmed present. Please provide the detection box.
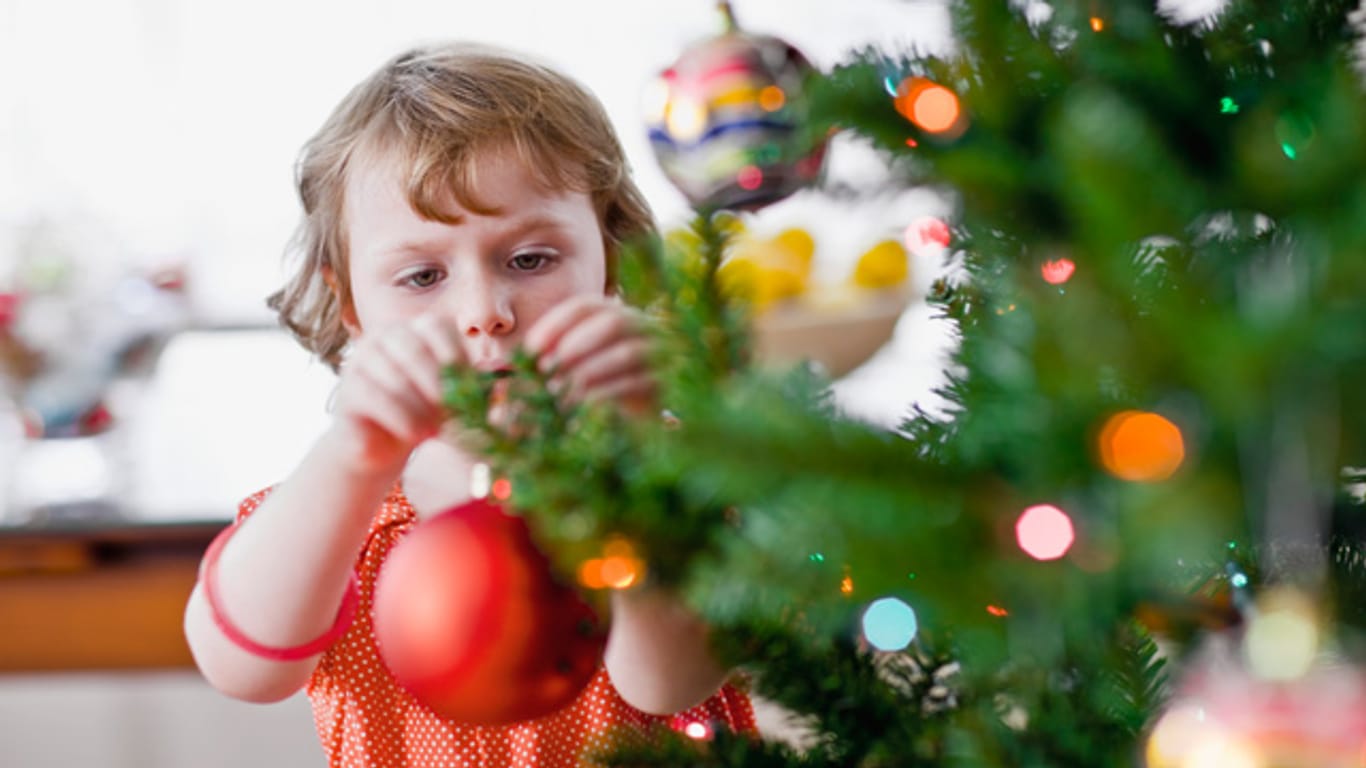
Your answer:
[594,726,823,768]
[710,621,957,766]
[1099,622,1170,736]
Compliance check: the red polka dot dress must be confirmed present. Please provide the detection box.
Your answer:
[235,486,756,767]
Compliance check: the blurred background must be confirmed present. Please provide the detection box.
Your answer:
[0,1,961,764]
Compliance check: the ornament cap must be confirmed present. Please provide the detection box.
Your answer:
[716,0,738,32]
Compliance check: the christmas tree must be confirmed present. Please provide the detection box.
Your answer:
[445,0,1366,764]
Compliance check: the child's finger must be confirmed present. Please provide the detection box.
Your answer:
[340,369,435,445]
[537,305,638,376]
[578,373,657,415]
[524,295,610,362]
[353,352,438,425]
[376,328,443,404]
[411,310,465,369]
[360,338,431,406]
[549,337,650,396]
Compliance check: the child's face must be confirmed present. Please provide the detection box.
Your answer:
[341,147,608,369]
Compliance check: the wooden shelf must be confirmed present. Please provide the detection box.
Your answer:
[0,521,225,672]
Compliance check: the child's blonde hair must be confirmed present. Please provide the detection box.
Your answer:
[269,42,655,370]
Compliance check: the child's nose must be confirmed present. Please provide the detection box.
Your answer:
[456,285,515,338]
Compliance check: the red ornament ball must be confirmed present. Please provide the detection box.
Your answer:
[373,497,606,725]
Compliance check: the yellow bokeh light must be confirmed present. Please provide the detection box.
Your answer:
[1244,589,1319,681]
[1098,410,1185,482]
[1145,704,1208,768]
[666,98,708,143]
[1148,705,1264,768]
[1185,733,1261,768]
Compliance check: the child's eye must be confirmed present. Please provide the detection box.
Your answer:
[509,251,555,271]
[401,268,444,288]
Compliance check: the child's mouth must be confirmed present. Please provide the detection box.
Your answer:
[489,373,512,408]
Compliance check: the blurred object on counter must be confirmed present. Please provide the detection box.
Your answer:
[0,215,190,524]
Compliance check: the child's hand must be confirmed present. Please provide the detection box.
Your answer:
[329,311,465,473]
[525,296,657,416]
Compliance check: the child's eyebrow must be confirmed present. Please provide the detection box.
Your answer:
[374,239,451,267]
[383,239,449,256]
[504,212,575,234]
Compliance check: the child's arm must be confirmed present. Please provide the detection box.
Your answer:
[526,296,730,714]
[184,311,463,702]
[604,587,730,714]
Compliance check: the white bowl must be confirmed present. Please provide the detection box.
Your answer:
[751,287,911,378]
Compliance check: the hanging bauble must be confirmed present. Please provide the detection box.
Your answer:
[644,1,827,211]
[373,497,606,725]
[1145,590,1366,768]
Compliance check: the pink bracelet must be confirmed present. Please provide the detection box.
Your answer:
[201,522,360,661]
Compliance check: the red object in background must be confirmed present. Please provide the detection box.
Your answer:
[373,497,606,725]
[149,265,187,292]
[0,293,20,328]
[1041,257,1076,285]
[77,402,115,436]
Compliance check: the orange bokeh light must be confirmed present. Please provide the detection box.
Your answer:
[894,77,963,135]
[491,477,513,501]
[758,85,786,112]
[1090,16,1105,32]
[1099,410,1186,482]
[599,556,641,589]
[577,559,605,589]
[913,86,960,132]
[579,537,645,590]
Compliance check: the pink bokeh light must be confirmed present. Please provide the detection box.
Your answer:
[1041,258,1076,285]
[1015,504,1076,561]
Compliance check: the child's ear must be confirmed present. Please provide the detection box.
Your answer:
[323,265,362,336]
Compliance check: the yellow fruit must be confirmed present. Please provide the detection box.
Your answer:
[718,255,805,311]
[769,227,816,274]
[851,239,909,289]
[716,255,758,296]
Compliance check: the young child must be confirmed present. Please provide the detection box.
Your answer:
[183,42,755,766]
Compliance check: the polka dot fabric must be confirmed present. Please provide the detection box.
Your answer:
[233,486,756,767]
